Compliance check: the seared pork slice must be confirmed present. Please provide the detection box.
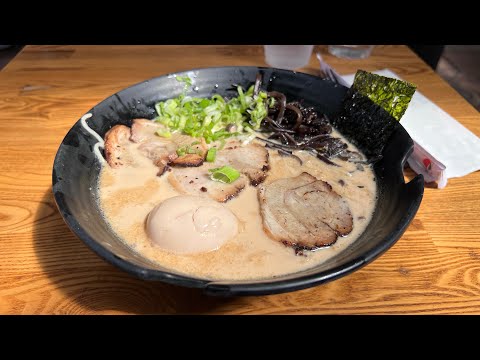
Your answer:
[130,119,164,143]
[286,180,353,237]
[130,119,208,156]
[215,142,269,186]
[130,118,208,174]
[104,125,133,168]
[172,136,208,157]
[259,172,327,247]
[171,154,204,167]
[169,137,207,168]
[137,141,178,175]
[259,172,353,250]
[168,166,248,202]
[168,141,270,202]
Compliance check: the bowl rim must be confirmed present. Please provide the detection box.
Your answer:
[52,65,424,296]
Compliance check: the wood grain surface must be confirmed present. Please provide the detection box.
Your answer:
[1,45,479,314]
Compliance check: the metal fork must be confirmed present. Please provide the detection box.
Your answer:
[316,52,344,85]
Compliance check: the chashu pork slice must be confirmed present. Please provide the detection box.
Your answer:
[130,118,164,143]
[170,154,204,167]
[259,172,353,250]
[130,118,207,155]
[137,141,177,176]
[285,180,353,237]
[258,172,331,247]
[104,120,176,175]
[129,118,208,173]
[168,142,270,202]
[215,141,270,186]
[168,164,248,203]
[104,125,135,168]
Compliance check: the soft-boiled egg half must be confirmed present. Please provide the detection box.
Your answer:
[146,195,238,254]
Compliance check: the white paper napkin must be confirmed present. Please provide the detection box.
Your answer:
[341,69,480,187]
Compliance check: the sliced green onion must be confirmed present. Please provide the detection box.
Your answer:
[155,130,172,138]
[176,145,189,156]
[218,139,226,150]
[176,75,192,86]
[237,86,247,109]
[206,148,217,162]
[209,166,240,184]
[268,97,276,108]
[153,75,271,141]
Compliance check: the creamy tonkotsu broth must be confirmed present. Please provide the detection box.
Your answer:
[97,129,377,281]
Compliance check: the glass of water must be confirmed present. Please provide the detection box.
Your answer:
[328,45,375,59]
[264,45,314,70]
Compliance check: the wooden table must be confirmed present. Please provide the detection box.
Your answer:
[1,45,479,314]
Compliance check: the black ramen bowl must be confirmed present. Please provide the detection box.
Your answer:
[52,66,424,296]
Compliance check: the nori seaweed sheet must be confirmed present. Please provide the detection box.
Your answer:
[331,88,400,158]
[352,70,416,121]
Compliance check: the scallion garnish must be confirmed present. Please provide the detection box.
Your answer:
[208,166,240,183]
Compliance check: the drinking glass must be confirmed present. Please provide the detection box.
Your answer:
[264,45,314,69]
[328,45,375,59]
